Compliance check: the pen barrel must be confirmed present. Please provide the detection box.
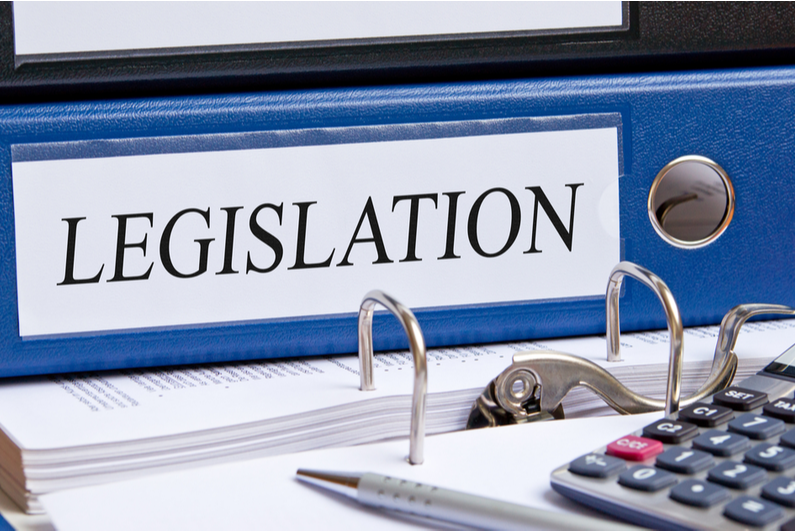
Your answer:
[357,473,628,531]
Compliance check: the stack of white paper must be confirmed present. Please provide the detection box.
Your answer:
[0,319,792,513]
[41,412,664,531]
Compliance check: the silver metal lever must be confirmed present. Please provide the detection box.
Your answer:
[358,290,427,465]
[467,302,795,429]
[606,261,683,415]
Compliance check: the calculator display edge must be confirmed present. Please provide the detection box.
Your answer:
[763,343,795,380]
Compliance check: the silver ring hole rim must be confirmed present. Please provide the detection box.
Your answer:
[647,155,735,249]
[509,374,534,401]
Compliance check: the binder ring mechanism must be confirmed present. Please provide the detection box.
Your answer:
[358,290,427,465]
[467,261,795,429]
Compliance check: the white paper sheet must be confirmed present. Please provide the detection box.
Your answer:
[40,412,662,531]
[1,320,792,451]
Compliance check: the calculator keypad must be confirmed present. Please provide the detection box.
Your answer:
[605,435,663,461]
[669,479,730,507]
[763,398,795,423]
[744,444,795,471]
[707,461,767,489]
[780,429,795,449]
[643,419,698,444]
[712,387,769,411]
[568,453,626,478]
[656,447,714,474]
[678,402,734,427]
[724,496,784,527]
[728,413,786,439]
[761,477,795,507]
[618,465,677,492]
[692,429,750,456]
[552,381,795,530]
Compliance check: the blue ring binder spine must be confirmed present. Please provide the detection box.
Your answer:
[1,66,794,376]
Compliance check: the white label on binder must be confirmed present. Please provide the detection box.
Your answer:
[13,2,624,57]
[12,127,620,337]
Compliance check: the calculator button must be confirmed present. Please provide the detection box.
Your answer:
[568,454,626,478]
[656,447,714,474]
[763,398,795,423]
[605,435,663,461]
[669,479,730,507]
[677,402,733,427]
[761,477,795,507]
[642,419,698,444]
[779,428,795,449]
[782,517,795,531]
[744,443,795,471]
[707,461,767,489]
[712,387,769,411]
[692,429,750,456]
[617,466,677,492]
[728,413,785,439]
[724,496,784,527]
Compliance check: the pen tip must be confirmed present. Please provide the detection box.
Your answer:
[296,469,361,499]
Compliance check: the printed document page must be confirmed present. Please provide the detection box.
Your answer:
[0,320,792,451]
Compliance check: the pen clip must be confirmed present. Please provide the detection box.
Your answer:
[605,261,683,414]
[358,290,427,465]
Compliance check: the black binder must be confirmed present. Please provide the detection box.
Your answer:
[3,2,795,103]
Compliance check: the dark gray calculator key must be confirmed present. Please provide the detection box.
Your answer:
[692,429,750,456]
[617,465,677,492]
[656,447,714,474]
[780,428,795,449]
[728,413,786,439]
[724,496,784,527]
[707,461,767,489]
[568,454,626,478]
[669,479,730,507]
[763,398,795,423]
[712,387,769,411]
[677,402,733,427]
[744,443,795,471]
[781,516,795,531]
[761,477,795,507]
[642,419,698,444]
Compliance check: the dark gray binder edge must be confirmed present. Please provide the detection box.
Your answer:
[4,2,795,103]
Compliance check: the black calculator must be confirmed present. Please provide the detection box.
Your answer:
[550,344,795,530]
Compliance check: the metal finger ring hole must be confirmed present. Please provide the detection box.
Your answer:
[509,374,535,401]
[648,155,734,248]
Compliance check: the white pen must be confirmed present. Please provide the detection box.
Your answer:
[296,469,640,530]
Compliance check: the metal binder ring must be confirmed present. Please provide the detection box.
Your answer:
[358,290,427,465]
[467,259,795,428]
[698,303,795,401]
[466,302,795,429]
[606,261,683,415]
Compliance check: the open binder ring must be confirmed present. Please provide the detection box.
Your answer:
[467,306,795,428]
[467,303,795,427]
[702,303,795,398]
[466,257,795,429]
[358,290,427,465]
[606,261,683,414]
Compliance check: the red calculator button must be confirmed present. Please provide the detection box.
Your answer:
[606,435,664,461]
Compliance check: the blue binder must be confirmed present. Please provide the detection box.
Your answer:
[2,65,795,377]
